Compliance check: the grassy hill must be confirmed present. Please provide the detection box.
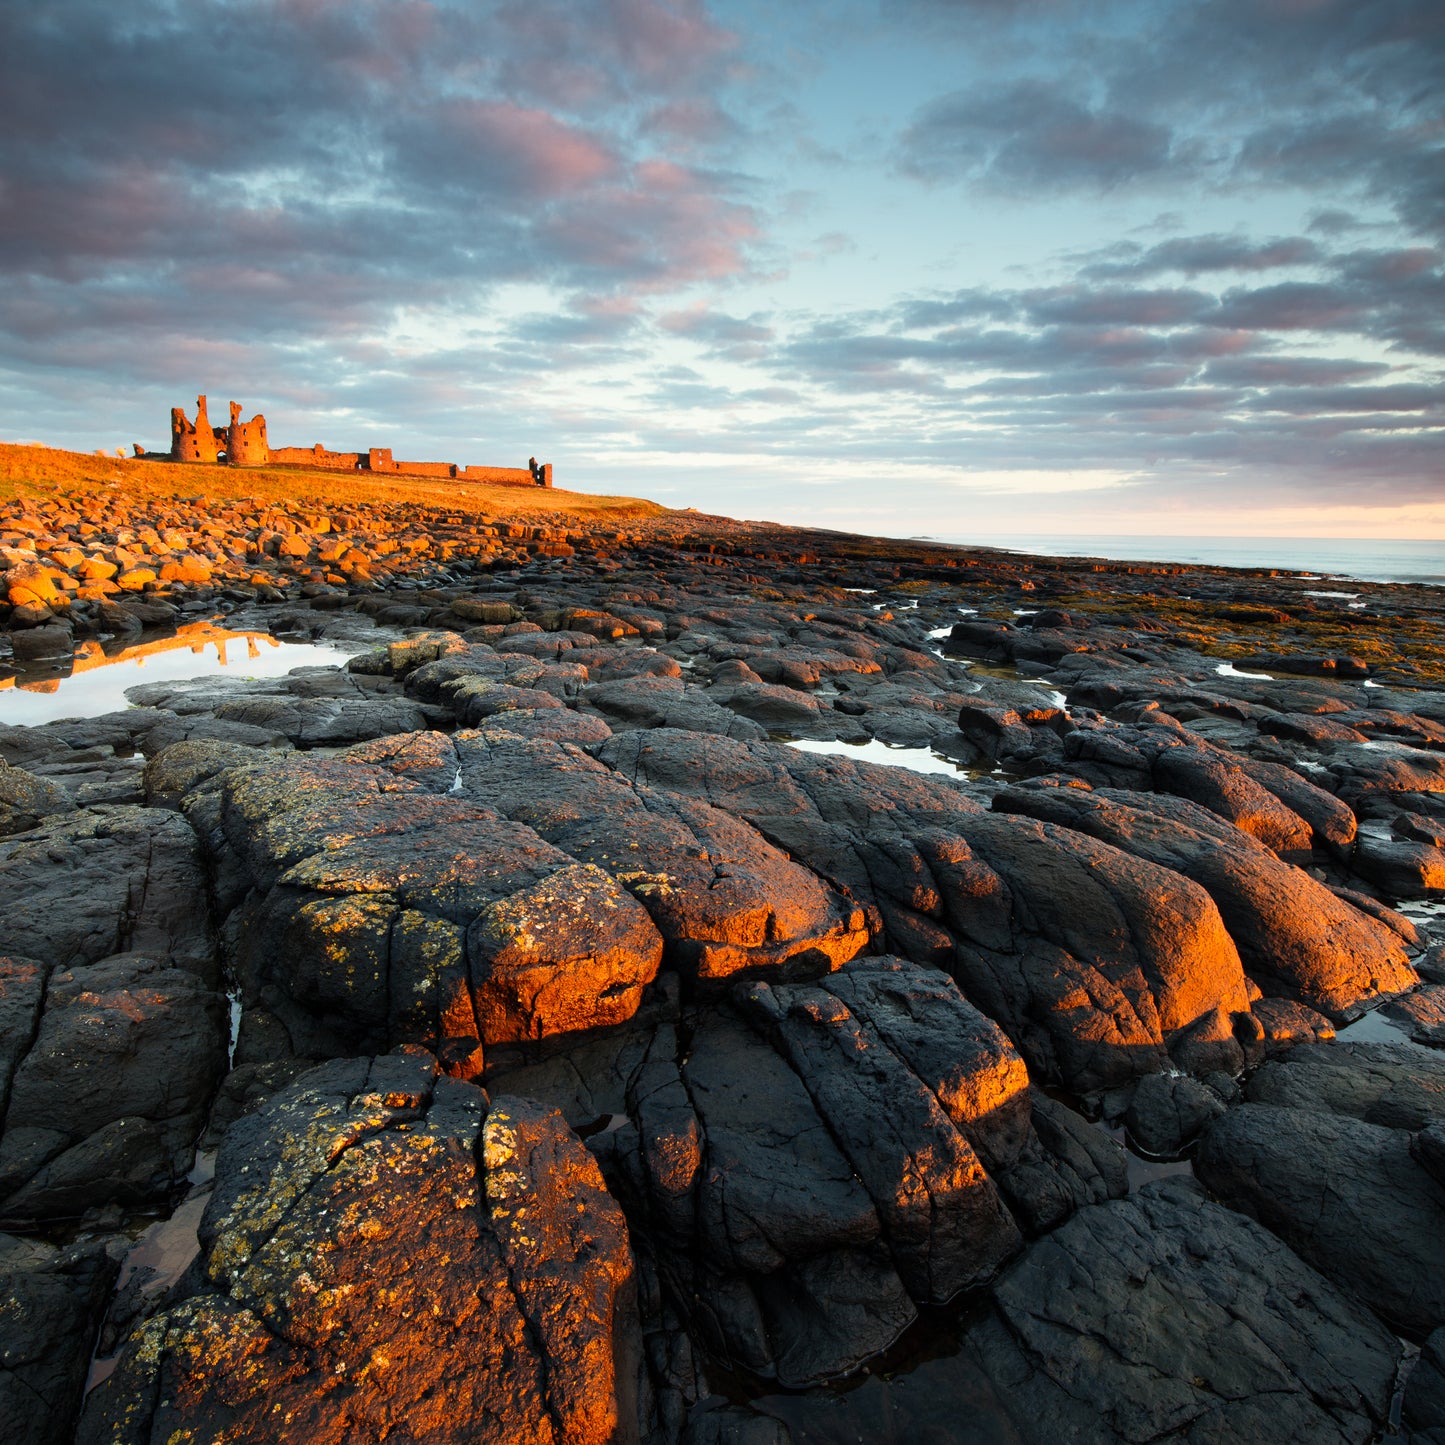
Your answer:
[0,443,665,522]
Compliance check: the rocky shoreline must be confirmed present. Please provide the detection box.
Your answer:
[1,479,1443,1443]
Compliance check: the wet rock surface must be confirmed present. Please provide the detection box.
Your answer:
[0,1233,118,1445]
[1,494,1444,1440]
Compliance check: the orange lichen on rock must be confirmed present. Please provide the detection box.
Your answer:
[80,1056,644,1444]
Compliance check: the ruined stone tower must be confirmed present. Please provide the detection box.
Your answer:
[170,395,218,463]
[225,401,269,467]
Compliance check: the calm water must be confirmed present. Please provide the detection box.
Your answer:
[0,622,363,725]
[921,534,1445,586]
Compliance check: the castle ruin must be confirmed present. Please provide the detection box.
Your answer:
[156,395,552,487]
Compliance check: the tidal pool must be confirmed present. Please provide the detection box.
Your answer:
[0,620,365,725]
[788,736,990,779]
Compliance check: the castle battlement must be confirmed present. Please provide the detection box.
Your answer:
[160,396,552,487]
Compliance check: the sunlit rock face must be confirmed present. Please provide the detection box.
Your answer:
[499,956,1128,1387]
[992,780,1417,1018]
[599,729,1257,1093]
[207,729,870,1074]
[79,1055,645,1445]
[212,734,666,1070]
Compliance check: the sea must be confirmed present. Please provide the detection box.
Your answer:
[916,535,1445,587]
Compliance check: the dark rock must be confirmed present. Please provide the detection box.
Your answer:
[0,952,226,1225]
[1404,1327,1445,1444]
[739,963,1024,1303]
[963,1178,1399,1443]
[0,805,216,979]
[1244,1040,1445,1131]
[211,693,431,746]
[993,1089,1127,1236]
[80,1058,646,1445]
[1415,1125,1445,1190]
[1124,1072,1226,1156]
[0,759,75,835]
[0,1233,120,1445]
[9,622,73,662]
[711,681,822,731]
[1195,1103,1445,1334]
[142,738,264,809]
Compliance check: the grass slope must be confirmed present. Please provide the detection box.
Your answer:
[0,443,666,521]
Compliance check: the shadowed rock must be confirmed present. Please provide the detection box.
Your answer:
[0,952,226,1225]
[0,1234,119,1445]
[962,1179,1400,1444]
[1196,1102,1445,1335]
[0,806,217,980]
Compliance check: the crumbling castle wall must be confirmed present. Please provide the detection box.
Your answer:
[367,448,456,479]
[270,444,363,472]
[458,464,551,487]
[170,396,218,463]
[164,396,553,484]
[225,402,269,467]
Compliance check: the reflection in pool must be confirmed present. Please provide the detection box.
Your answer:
[788,736,996,780]
[0,620,365,725]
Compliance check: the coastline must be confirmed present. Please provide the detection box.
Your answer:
[0,448,1442,1444]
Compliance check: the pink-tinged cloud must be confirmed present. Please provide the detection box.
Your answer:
[640,97,740,147]
[543,160,758,288]
[1213,282,1369,331]
[605,0,738,83]
[428,100,618,198]
[491,0,738,109]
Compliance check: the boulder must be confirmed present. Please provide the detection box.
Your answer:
[0,1233,118,1445]
[217,738,665,1064]
[1404,1328,1445,1444]
[600,729,1254,1093]
[80,1057,645,1445]
[963,1179,1400,1444]
[0,952,225,1224]
[0,760,75,836]
[1195,1103,1445,1335]
[994,780,1416,1019]
[0,806,216,979]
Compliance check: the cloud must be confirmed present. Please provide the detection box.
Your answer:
[1081,235,1324,280]
[899,80,1179,191]
[0,0,759,368]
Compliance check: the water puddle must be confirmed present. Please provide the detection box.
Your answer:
[1302,590,1360,600]
[1215,662,1274,680]
[0,620,366,724]
[788,736,1001,780]
[1336,1009,1419,1047]
[960,661,1024,683]
[85,1151,216,1393]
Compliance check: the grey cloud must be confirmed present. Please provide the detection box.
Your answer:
[1081,235,1323,280]
[1202,357,1392,387]
[1021,286,1213,327]
[898,80,1179,191]
[0,0,759,368]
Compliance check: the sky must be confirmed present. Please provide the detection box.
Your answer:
[1,0,1442,539]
